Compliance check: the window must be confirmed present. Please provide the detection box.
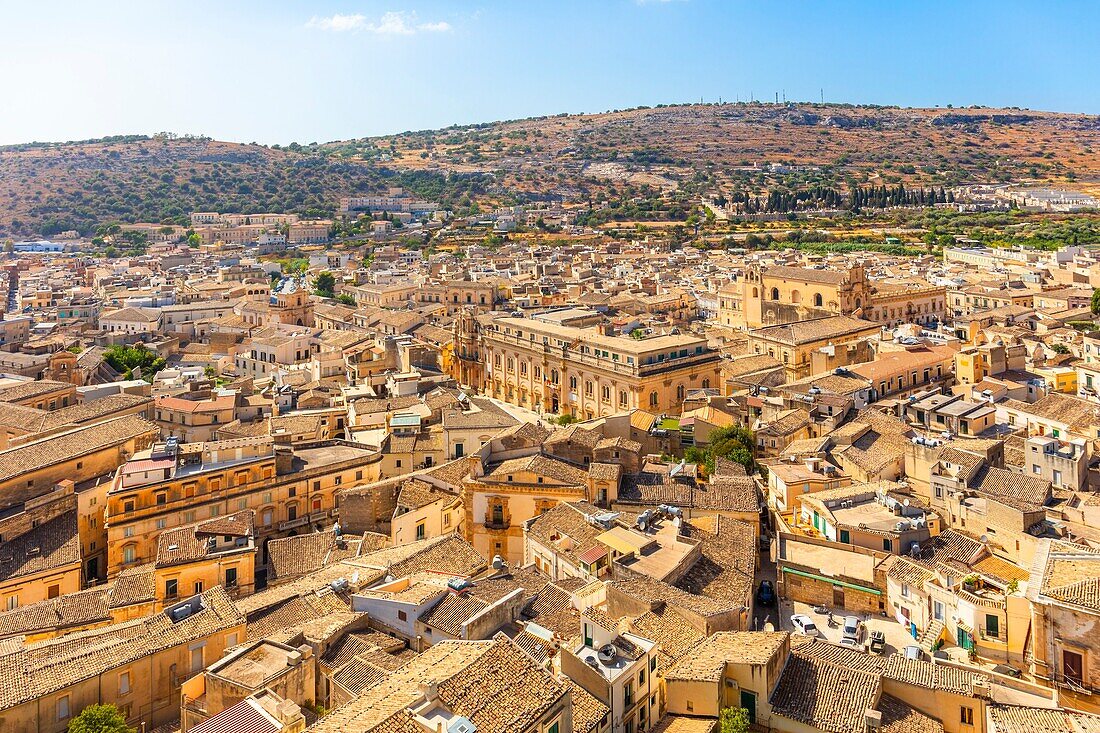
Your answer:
[398,610,408,622]
[1063,648,1085,686]
[194,581,204,594]
[225,567,238,588]
[416,523,426,540]
[119,671,131,695]
[901,583,910,598]
[190,645,204,674]
[814,293,823,307]
[649,391,659,408]
[124,525,134,538]
[650,656,657,672]
[985,614,999,638]
[6,595,17,611]
[57,696,70,721]
[961,707,974,726]
[155,491,167,505]
[165,578,178,598]
[883,538,893,552]
[547,723,559,733]
[123,545,136,564]
[839,529,850,544]
[288,505,297,521]
[123,499,135,513]
[48,584,60,599]
[156,518,167,530]
[638,669,645,685]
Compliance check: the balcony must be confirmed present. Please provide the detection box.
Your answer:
[278,516,310,531]
[309,510,328,522]
[484,519,510,531]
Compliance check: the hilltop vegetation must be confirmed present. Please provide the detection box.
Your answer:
[2,103,1100,237]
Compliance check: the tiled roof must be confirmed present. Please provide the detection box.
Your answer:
[568,680,609,733]
[770,650,881,733]
[988,704,1100,733]
[484,453,589,485]
[0,587,243,711]
[0,586,111,638]
[0,510,81,582]
[308,638,567,733]
[628,607,705,667]
[673,516,756,608]
[268,531,362,582]
[108,563,156,608]
[155,510,254,567]
[526,501,604,570]
[664,631,786,682]
[0,414,158,486]
[347,534,486,580]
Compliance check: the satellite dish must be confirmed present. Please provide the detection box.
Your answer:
[903,499,910,507]
[980,534,989,544]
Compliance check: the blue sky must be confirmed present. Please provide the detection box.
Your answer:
[1,0,1098,145]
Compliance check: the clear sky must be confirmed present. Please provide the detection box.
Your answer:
[2,0,1098,146]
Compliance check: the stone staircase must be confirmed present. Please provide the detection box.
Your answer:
[918,619,945,652]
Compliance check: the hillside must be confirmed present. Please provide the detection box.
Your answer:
[3,103,1100,237]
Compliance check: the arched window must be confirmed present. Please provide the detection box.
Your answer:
[649,391,659,407]
[702,378,711,389]
[814,293,823,307]
[752,287,759,298]
[791,290,802,305]
[676,384,685,401]
[771,288,780,301]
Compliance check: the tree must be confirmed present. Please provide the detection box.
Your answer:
[1051,343,1070,355]
[68,704,135,733]
[103,344,166,382]
[314,272,336,298]
[1091,288,1100,315]
[719,707,750,733]
[335,293,357,307]
[707,425,757,474]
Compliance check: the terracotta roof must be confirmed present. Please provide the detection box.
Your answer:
[0,510,81,583]
[0,587,243,711]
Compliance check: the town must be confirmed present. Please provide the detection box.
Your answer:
[0,179,1097,733]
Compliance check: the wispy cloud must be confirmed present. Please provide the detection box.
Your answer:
[306,11,452,34]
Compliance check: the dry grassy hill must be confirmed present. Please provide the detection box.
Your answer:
[3,103,1100,236]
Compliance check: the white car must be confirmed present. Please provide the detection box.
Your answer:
[790,614,820,637]
[838,636,863,650]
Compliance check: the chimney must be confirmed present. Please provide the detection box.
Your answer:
[864,709,882,733]
[419,680,439,702]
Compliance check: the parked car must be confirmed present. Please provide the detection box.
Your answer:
[868,630,887,655]
[842,616,864,642]
[756,580,775,607]
[992,664,1022,678]
[790,614,820,637]
[903,645,925,661]
[838,636,863,651]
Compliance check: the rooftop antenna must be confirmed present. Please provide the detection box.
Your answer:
[820,88,824,104]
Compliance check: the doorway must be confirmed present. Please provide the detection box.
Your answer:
[832,586,845,608]
[739,691,757,724]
